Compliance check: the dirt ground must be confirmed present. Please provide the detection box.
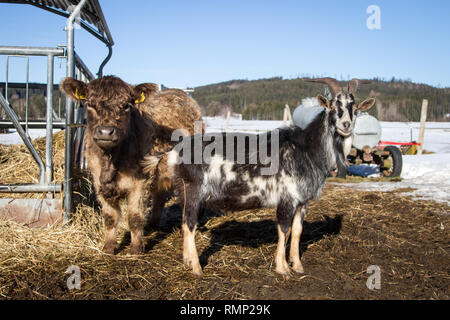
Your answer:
[0,182,449,300]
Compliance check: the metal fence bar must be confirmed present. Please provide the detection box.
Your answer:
[0,46,64,57]
[58,96,61,119]
[25,56,29,135]
[5,55,31,134]
[5,56,8,103]
[0,120,66,129]
[75,53,95,81]
[64,0,88,222]
[46,54,55,185]
[0,184,62,193]
[52,108,60,121]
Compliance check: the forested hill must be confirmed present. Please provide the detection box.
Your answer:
[192,77,450,122]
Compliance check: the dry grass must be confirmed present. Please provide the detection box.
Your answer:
[327,176,403,183]
[0,133,448,299]
[0,183,447,300]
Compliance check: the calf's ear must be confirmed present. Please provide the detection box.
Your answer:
[357,98,376,111]
[317,95,331,109]
[60,77,87,102]
[134,83,159,104]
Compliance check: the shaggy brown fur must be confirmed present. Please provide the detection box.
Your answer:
[60,76,202,255]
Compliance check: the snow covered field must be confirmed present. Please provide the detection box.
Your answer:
[1,118,449,204]
[204,117,450,154]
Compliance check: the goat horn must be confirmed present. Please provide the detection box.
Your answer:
[306,77,343,98]
[348,78,371,94]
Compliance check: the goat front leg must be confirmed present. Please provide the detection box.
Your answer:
[182,222,202,276]
[127,180,149,255]
[275,224,291,277]
[100,196,121,255]
[275,202,295,278]
[290,204,307,273]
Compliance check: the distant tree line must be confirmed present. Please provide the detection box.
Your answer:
[2,78,449,122]
[192,77,450,122]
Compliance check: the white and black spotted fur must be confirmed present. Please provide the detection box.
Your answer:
[166,93,363,277]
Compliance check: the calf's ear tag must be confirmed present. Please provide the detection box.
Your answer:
[74,88,86,100]
[135,92,146,104]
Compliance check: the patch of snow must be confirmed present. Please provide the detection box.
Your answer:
[0,129,61,145]
[204,116,284,134]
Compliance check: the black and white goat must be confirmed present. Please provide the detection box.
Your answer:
[165,91,375,277]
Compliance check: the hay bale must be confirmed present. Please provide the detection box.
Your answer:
[0,131,66,199]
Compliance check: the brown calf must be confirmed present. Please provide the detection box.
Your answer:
[61,76,202,254]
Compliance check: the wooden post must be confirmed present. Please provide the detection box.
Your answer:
[283,106,288,127]
[225,110,231,132]
[285,104,293,127]
[418,99,428,155]
[283,104,293,127]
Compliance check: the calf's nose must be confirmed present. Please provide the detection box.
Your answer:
[343,121,351,129]
[96,126,116,139]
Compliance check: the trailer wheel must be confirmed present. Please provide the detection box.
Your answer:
[381,146,403,177]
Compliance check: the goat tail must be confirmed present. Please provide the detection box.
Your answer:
[142,154,162,176]
[142,153,173,195]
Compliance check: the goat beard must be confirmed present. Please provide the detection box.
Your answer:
[333,133,347,171]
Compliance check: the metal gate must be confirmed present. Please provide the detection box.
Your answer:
[0,0,114,226]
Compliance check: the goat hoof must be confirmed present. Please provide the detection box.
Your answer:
[192,267,203,277]
[276,267,292,279]
[292,264,305,274]
[185,257,203,276]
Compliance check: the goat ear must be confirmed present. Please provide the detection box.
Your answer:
[134,83,159,104]
[317,95,330,109]
[60,77,87,102]
[357,98,376,111]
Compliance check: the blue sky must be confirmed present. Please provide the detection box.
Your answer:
[0,0,449,88]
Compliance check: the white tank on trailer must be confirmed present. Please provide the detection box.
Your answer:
[352,113,382,149]
[292,97,324,130]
